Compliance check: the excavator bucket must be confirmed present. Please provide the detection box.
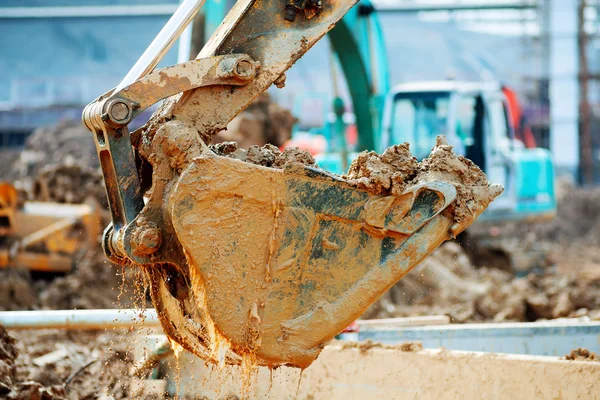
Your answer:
[81,0,502,370]
[143,135,502,369]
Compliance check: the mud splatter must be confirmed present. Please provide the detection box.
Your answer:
[345,143,418,195]
[346,137,497,225]
[565,348,599,362]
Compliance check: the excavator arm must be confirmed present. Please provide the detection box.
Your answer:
[83,0,502,369]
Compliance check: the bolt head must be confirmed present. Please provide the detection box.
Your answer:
[284,6,297,21]
[133,225,162,256]
[274,73,287,89]
[109,101,131,123]
[235,60,254,77]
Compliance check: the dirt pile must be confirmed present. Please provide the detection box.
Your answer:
[6,121,106,207]
[524,180,600,245]
[14,121,98,178]
[363,239,600,323]
[1,327,137,399]
[0,252,137,312]
[467,180,600,272]
[211,142,316,168]
[346,137,500,225]
[0,120,135,312]
[565,348,599,362]
[30,163,107,207]
[0,325,67,399]
[362,164,600,323]
[345,143,418,195]
[0,150,21,182]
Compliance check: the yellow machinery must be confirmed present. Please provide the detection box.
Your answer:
[0,182,99,273]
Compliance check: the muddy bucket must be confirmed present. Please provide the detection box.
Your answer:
[148,138,502,368]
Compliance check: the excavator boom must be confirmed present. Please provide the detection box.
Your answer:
[83,0,501,368]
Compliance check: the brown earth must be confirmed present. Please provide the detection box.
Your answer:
[346,137,500,228]
[363,179,600,323]
[0,121,135,312]
[0,120,98,183]
[210,141,316,168]
[0,325,138,399]
[345,143,419,195]
[565,348,599,362]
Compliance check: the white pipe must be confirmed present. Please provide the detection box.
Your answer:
[0,309,160,330]
[0,5,178,18]
[357,315,451,329]
[372,0,536,12]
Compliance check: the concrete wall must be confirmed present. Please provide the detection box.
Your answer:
[137,336,600,399]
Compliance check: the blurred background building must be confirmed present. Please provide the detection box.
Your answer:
[1,0,599,183]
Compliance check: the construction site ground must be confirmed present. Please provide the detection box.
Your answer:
[1,120,599,398]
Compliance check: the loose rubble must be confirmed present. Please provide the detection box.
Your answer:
[346,137,497,225]
[345,143,419,195]
[1,325,67,399]
[363,179,600,323]
[1,326,136,399]
[0,121,131,312]
[2,120,98,182]
[565,348,599,362]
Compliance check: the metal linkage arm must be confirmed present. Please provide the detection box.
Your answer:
[85,54,259,129]
[83,54,259,260]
